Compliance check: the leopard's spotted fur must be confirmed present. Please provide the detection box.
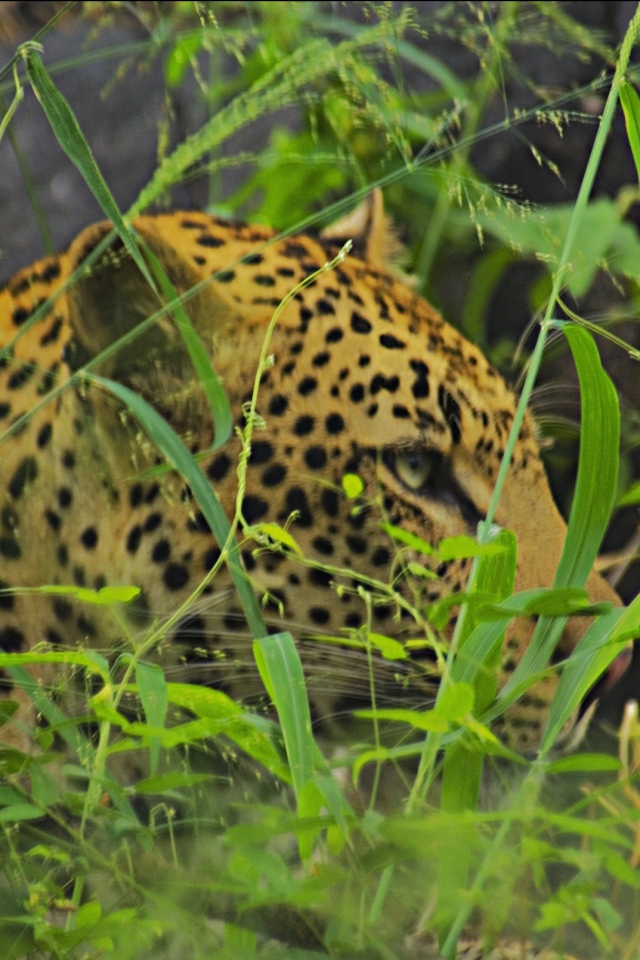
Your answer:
[0,203,619,750]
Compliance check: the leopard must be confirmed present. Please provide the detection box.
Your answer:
[0,192,622,755]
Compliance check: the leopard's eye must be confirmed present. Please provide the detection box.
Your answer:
[395,449,433,490]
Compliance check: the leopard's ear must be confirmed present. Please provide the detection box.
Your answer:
[65,218,235,376]
[320,188,408,276]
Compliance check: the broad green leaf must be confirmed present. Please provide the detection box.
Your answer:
[135,662,168,776]
[342,473,364,499]
[0,803,43,822]
[437,683,474,724]
[471,198,640,297]
[142,242,232,449]
[253,631,315,806]
[76,901,102,927]
[500,325,619,712]
[620,82,640,183]
[23,51,154,290]
[0,786,22,805]
[380,812,482,857]
[89,374,267,640]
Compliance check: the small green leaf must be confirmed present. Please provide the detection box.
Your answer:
[367,633,408,661]
[253,522,302,555]
[380,522,434,555]
[342,473,364,498]
[25,845,71,863]
[620,82,640,183]
[437,535,506,562]
[406,561,438,580]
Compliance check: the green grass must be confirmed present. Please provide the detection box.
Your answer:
[2,3,640,958]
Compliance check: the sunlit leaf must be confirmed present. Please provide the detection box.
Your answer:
[342,473,364,499]
[437,535,506,562]
[367,633,408,661]
[253,522,303,554]
[381,522,434,555]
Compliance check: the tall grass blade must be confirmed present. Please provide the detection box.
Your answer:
[253,631,314,799]
[89,375,267,639]
[620,81,640,182]
[142,243,232,449]
[135,662,168,776]
[499,324,619,704]
[540,596,640,753]
[23,50,154,289]
[437,530,517,937]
